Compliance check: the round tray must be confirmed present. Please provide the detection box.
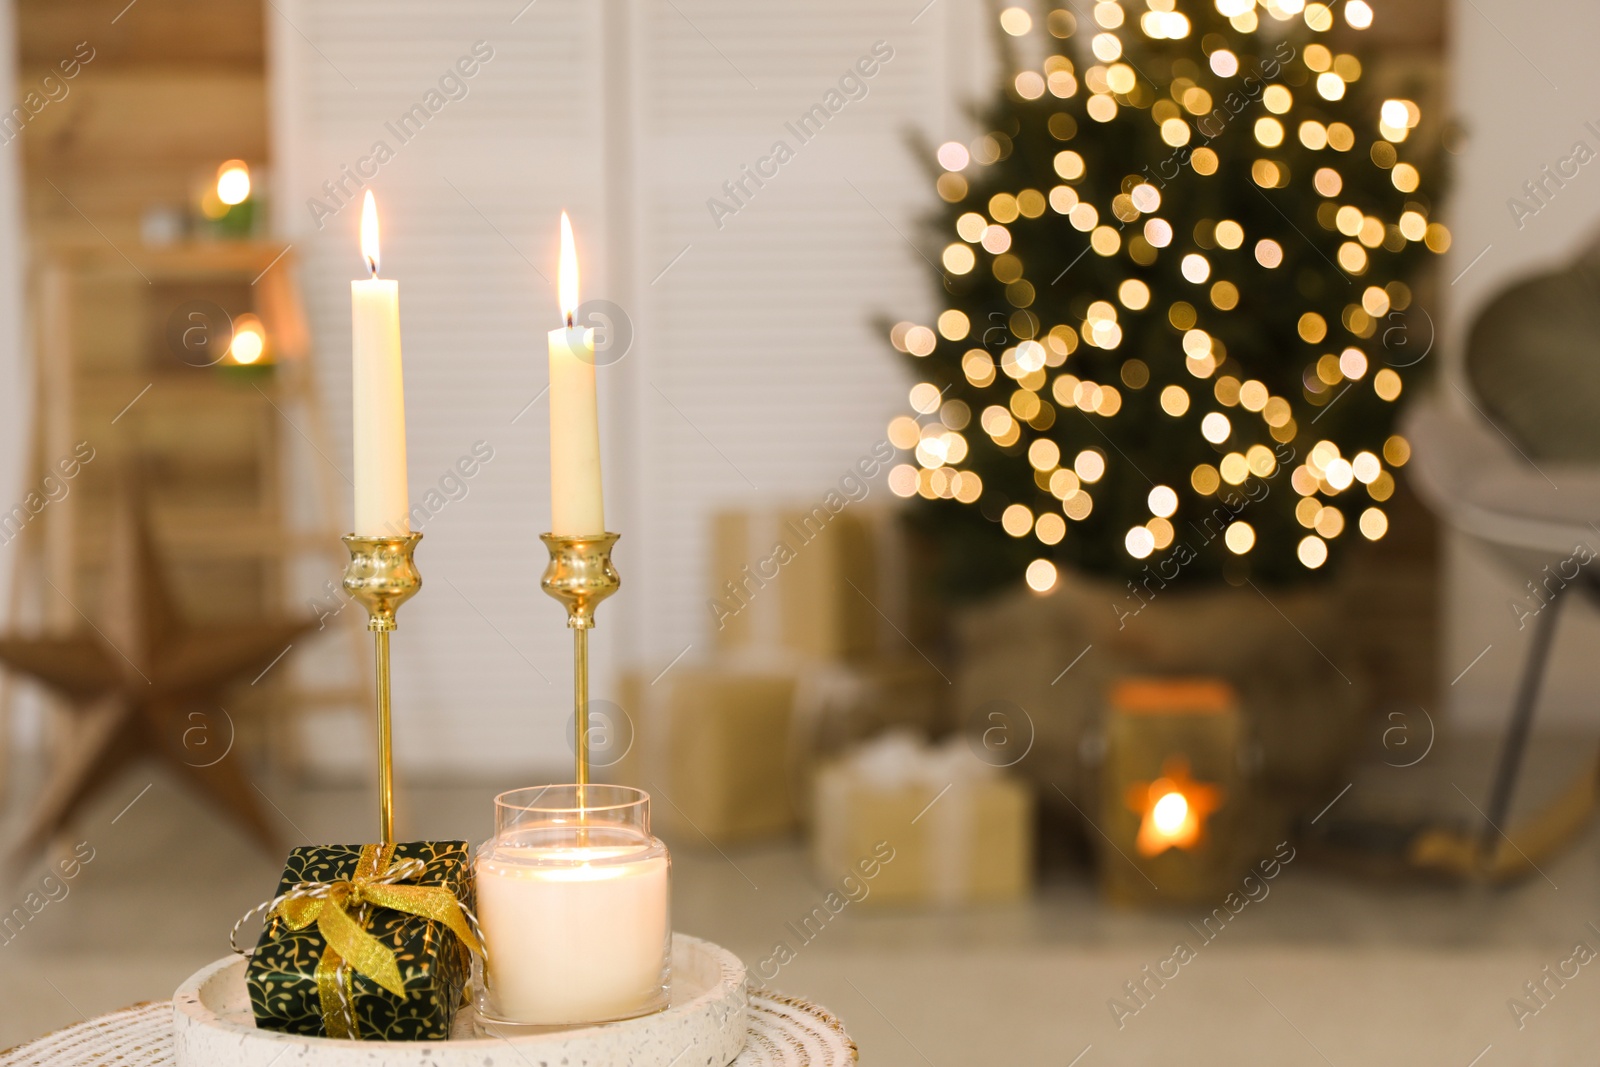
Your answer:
[173,933,748,1067]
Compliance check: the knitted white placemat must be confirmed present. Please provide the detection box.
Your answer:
[0,988,856,1067]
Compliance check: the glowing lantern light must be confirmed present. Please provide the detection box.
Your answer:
[216,160,251,206]
[229,313,268,365]
[1128,756,1223,856]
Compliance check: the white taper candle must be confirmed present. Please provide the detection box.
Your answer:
[352,191,410,535]
[548,211,604,535]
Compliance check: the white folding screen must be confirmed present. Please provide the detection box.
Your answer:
[622,0,964,666]
[270,0,987,773]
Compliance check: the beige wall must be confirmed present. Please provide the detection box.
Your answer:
[1442,0,1600,729]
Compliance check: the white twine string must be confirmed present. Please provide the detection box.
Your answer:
[227,857,429,958]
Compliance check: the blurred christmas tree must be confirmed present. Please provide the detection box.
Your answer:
[885,0,1447,600]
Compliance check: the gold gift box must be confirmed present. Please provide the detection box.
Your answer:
[614,665,800,843]
[709,508,899,662]
[812,735,1033,907]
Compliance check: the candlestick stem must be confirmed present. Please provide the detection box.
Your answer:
[342,532,424,844]
[374,630,394,841]
[573,626,590,786]
[539,533,621,786]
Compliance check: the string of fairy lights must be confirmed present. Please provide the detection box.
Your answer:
[887,0,1446,594]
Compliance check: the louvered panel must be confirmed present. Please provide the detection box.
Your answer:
[626,0,951,664]
[296,1,597,141]
[640,0,933,133]
[629,180,934,663]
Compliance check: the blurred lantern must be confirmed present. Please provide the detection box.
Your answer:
[227,313,269,366]
[200,159,257,238]
[216,160,251,206]
[1099,677,1247,905]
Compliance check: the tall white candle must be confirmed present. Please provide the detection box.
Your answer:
[476,845,670,1024]
[352,191,409,535]
[548,211,604,535]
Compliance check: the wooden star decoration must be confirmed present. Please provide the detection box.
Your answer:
[0,489,319,861]
[1126,756,1223,857]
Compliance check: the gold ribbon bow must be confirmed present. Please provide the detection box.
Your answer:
[268,843,481,1038]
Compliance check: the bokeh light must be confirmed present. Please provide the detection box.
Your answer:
[216,160,251,206]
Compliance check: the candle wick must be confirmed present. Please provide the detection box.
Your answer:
[566,312,575,329]
[366,256,379,279]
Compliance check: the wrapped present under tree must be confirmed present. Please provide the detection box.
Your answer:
[612,657,949,844]
[614,665,800,843]
[813,733,1033,907]
[709,506,924,663]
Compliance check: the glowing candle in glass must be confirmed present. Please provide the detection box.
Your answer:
[474,785,671,1026]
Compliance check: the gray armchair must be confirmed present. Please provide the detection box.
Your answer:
[1403,242,1600,859]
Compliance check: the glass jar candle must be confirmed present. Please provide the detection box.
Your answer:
[474,785,671,1026]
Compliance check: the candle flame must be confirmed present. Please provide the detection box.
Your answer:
[360,190,380,277]
[559,210,579,327]
[1129,757,1221,857]
[1150,790,1189,837]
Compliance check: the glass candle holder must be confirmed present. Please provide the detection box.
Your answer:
[474,784,671,1026]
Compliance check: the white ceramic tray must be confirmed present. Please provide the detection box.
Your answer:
[173,933,747,1067]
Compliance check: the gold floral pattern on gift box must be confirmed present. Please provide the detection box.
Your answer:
[246,840,474,1040]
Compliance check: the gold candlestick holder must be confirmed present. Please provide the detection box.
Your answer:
[342,532,423,843]
[539,532,621,785]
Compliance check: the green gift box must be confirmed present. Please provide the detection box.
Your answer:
[246,840,477,1040]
